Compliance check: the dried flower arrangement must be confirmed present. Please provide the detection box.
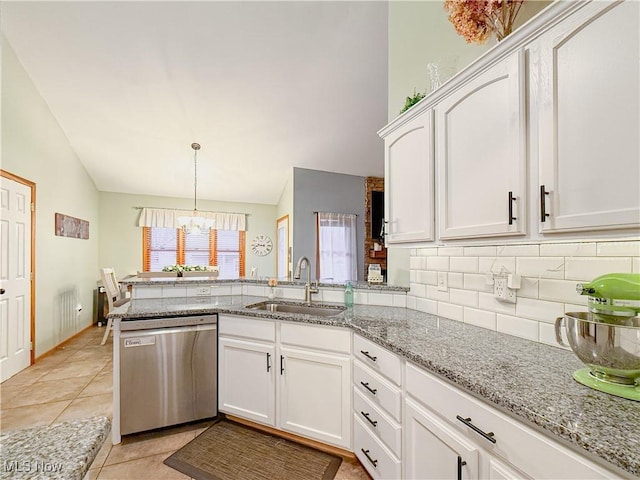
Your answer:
[444,0,525,44]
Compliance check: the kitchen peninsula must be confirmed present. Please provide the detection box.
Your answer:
[107,277,640,479]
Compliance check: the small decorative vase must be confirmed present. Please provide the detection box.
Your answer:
[268,286,275,300]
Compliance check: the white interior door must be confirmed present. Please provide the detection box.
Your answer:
[0,175,33,381]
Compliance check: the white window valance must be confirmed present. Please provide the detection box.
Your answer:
[137,208,246,231]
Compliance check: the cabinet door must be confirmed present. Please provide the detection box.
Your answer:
[384,109,435,244]
[486,456,531,480]
[437,51,527,240]
[278,346,351,448]
[537,0,640,232]
[218,337,275,426]
[405,398,479,480]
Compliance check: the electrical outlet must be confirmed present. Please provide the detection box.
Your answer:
[195,286,211,296]
[437,272,448,292]
[494,275,516,303]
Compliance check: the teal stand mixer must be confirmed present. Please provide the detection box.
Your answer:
[555,273,640,401]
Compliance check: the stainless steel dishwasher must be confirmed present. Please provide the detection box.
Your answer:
[119,314,218,435]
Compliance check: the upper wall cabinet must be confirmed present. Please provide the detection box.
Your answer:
[381,109,435,244]
[536,0,640,233]
[437,50,527,240]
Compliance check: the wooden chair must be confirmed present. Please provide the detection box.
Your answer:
[100,267,130,345]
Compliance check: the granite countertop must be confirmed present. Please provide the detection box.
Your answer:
[0,416,110,480]
[109,297,640,478]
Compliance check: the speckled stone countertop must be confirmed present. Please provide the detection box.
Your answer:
[0,416,110,479]
[109,298,639,478]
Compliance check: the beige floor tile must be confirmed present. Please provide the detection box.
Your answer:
[91,437,113,469]
[55,393,113,423]
[84,467,101,480]
[0,399,71,430]
[38,359,105,382]
[105,429,196,466]
[98,452,190,479]
[0,384,25,407]
[68,347,113,364]
[1,363,52,387]
[2,375,94,408]
[335,457,373,480]
[79,371,113,398]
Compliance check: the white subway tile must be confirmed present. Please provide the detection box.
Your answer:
[450,257,478,273]
[634,257,640,273]
[464,246,497,257]
[438,302,463,321]
[393,294,407,308]
[416,297,437,314]
[563,303,585,313]
[463,308,496,330]
[518,277,539,299]
[409,256,423,270]
[283,287,305,301]
[410,270,417,282]
[539,242,597,257]
[410,249,417,256]
[539,323,571,351]
[322,289,344,303]
[539,279,587,305]
[368,293,395,307]
[478,257,515,274]
[426,285,450,302]
[564,257,632,281]
[410,283,426,298]
[231,285,243,295]
[497,314,538,341]
[426,256,450,271]
[354,291,368,305]
[438,247,464,256]
[407,295,417,310]
[464,273,493,292]
[515,297,565,324]
[246,285,266,297]
[478,292,516,315]
[241,285,249,296]
[418,247,439,257]
[162,286,187,298]
[448,272,464,289]
[597,241,640,257]
[208,285,232,296]
[497,244,539,257]
[134,286,163,299]
[449,288,478,307]
[416,270,437,285]
[516,257,565,279]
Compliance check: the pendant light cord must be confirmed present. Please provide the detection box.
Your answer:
[191,142,201,212]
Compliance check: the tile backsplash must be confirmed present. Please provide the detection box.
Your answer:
[407,240,640,348]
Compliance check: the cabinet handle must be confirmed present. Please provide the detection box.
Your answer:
[360,350,378,362]
[456,415,496,443]
[457,455,467,480]
[540,185,550,222]
[280,355,284,375]
[360,381,377,396]
[361,448,378,468]
[508,191,517,225]
[266,353,271,372]
[360,411,378,427]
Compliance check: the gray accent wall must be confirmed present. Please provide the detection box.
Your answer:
[293,167,365,281]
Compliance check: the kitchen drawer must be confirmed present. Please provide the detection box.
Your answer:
[353,388,401,457]
[218,315,275,342]
[280,322,351,354]
[353,414,401,480]
[353,360,402,422]
[405,362,616,480]
[353,335,402,386]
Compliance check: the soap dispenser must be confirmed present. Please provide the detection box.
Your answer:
[344,281,354,308]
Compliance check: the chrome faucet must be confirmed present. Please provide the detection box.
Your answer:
[294,256,319,304]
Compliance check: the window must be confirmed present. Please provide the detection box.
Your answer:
[143,227,245,278]
[315,212,357,283]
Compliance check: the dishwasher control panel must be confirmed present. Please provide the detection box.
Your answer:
[120,314,217,331]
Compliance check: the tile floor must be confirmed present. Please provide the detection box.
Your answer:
[1,326,372,480]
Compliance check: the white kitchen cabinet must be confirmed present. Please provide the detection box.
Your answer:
[537,0,640,233]
[436,50,527,240]
[278,345,351,448]
[218,337,275,426]
[405,398,479,480]
[218,315,351,450]
[380,108,435,244]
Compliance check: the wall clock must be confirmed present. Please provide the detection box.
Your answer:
[251,235,273,256]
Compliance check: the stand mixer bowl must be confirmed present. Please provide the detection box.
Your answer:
[556,312,640,386]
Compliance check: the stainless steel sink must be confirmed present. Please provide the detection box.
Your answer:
[247,301,345,317]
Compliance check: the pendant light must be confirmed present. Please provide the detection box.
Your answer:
[177,142,211,234]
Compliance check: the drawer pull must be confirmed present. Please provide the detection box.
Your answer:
[360,350,378,362]
[508,191,517,225]
[360,381,378,395]
[456,415,496,444]
[280,355,285,375]
[457,455,467,480]
[361,448,378,468]
[360,411,378,427]
[266,353,271,372]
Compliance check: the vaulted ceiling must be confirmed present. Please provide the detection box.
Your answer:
[1,1,388,205]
